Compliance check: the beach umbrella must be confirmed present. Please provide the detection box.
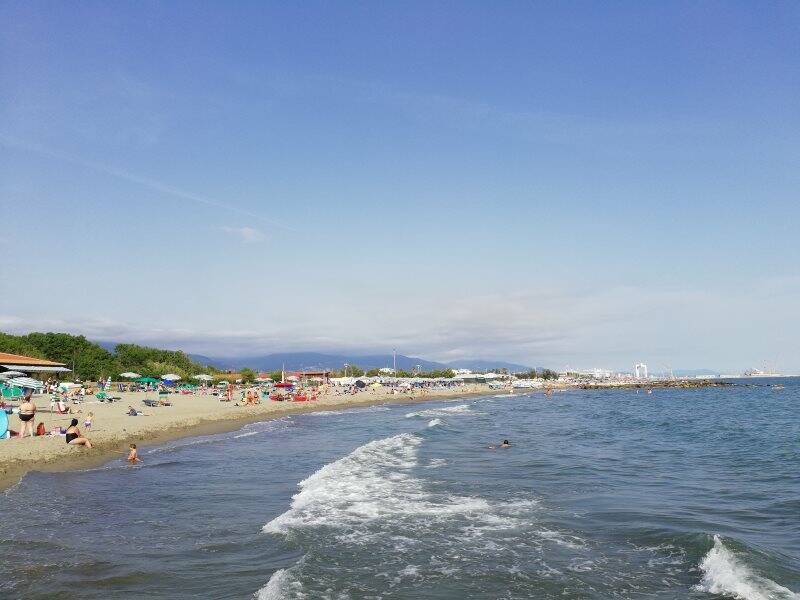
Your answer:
[161,374,181,381]
[193,374,213,381]
[0,371,26,379]
[120,372,141,379]
[8,377,45,390]
[58,382,78,390]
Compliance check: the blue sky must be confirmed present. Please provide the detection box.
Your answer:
[1,1,798,372]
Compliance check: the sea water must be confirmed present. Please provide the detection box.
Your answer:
[1,380,798,599]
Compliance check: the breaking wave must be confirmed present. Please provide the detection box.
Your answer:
[695,536,800,600]
[257,433,546,598]
[405,404,475,418]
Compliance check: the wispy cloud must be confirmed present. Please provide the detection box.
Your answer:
[0,134,296,231]
[4,278,798,371]
[221,226,265,243]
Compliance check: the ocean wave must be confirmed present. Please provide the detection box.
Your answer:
[427,418,442,428]
[695,535,800,600]
[405,404,475,418]
[305,406,390,417]
[263,433,503,535]
[256,567,305,600]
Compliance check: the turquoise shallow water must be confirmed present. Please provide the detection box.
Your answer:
[1,379,798,599]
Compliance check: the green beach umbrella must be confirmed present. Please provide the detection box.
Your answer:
[135,377,160,384]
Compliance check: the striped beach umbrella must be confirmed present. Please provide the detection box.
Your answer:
[0,371,26,379]
[8,377,45,390]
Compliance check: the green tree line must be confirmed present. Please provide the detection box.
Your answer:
[514,368,560,380]
[0,332,219,381]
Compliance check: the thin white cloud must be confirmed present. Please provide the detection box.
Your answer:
[3,278,798,372]
[0,134,296,231]
[221,226,265,243]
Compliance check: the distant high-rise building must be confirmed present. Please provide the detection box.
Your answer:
[634,363,648,379]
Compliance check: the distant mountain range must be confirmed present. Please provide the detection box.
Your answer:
[187,351,534,373]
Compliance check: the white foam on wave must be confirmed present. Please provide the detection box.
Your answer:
[257,433,552,598]
[695,535,800,600]
[263,433,501,535]
[405,404,474,418]
[256,567,306,600]
[427,418,442,428]
[306,406,390,417]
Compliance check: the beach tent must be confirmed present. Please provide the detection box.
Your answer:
[135,377,159,384]
[120,372,141,379]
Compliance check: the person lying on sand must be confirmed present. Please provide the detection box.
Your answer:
[65,419,92,449]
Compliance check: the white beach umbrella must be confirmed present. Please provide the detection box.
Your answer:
[0,371,26,379]
[161,374,181,381]
[119,372,141,379]
[193,374,213,381]
[8,377,45,390]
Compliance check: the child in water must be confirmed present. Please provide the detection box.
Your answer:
[127,443,140,464]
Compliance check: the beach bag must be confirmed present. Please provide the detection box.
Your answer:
[36,422,46,436]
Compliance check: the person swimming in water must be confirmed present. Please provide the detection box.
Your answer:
[489,439,511,449]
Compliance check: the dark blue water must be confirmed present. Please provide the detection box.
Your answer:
[1,379,798,599]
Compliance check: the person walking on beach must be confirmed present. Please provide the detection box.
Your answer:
[17,392,37,438]
[65,418,92,449]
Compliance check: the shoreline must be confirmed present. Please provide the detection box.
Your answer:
[0,386,495,493]
[0,378,744,493]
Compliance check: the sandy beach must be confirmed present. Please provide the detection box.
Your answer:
[0,384,495,492]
